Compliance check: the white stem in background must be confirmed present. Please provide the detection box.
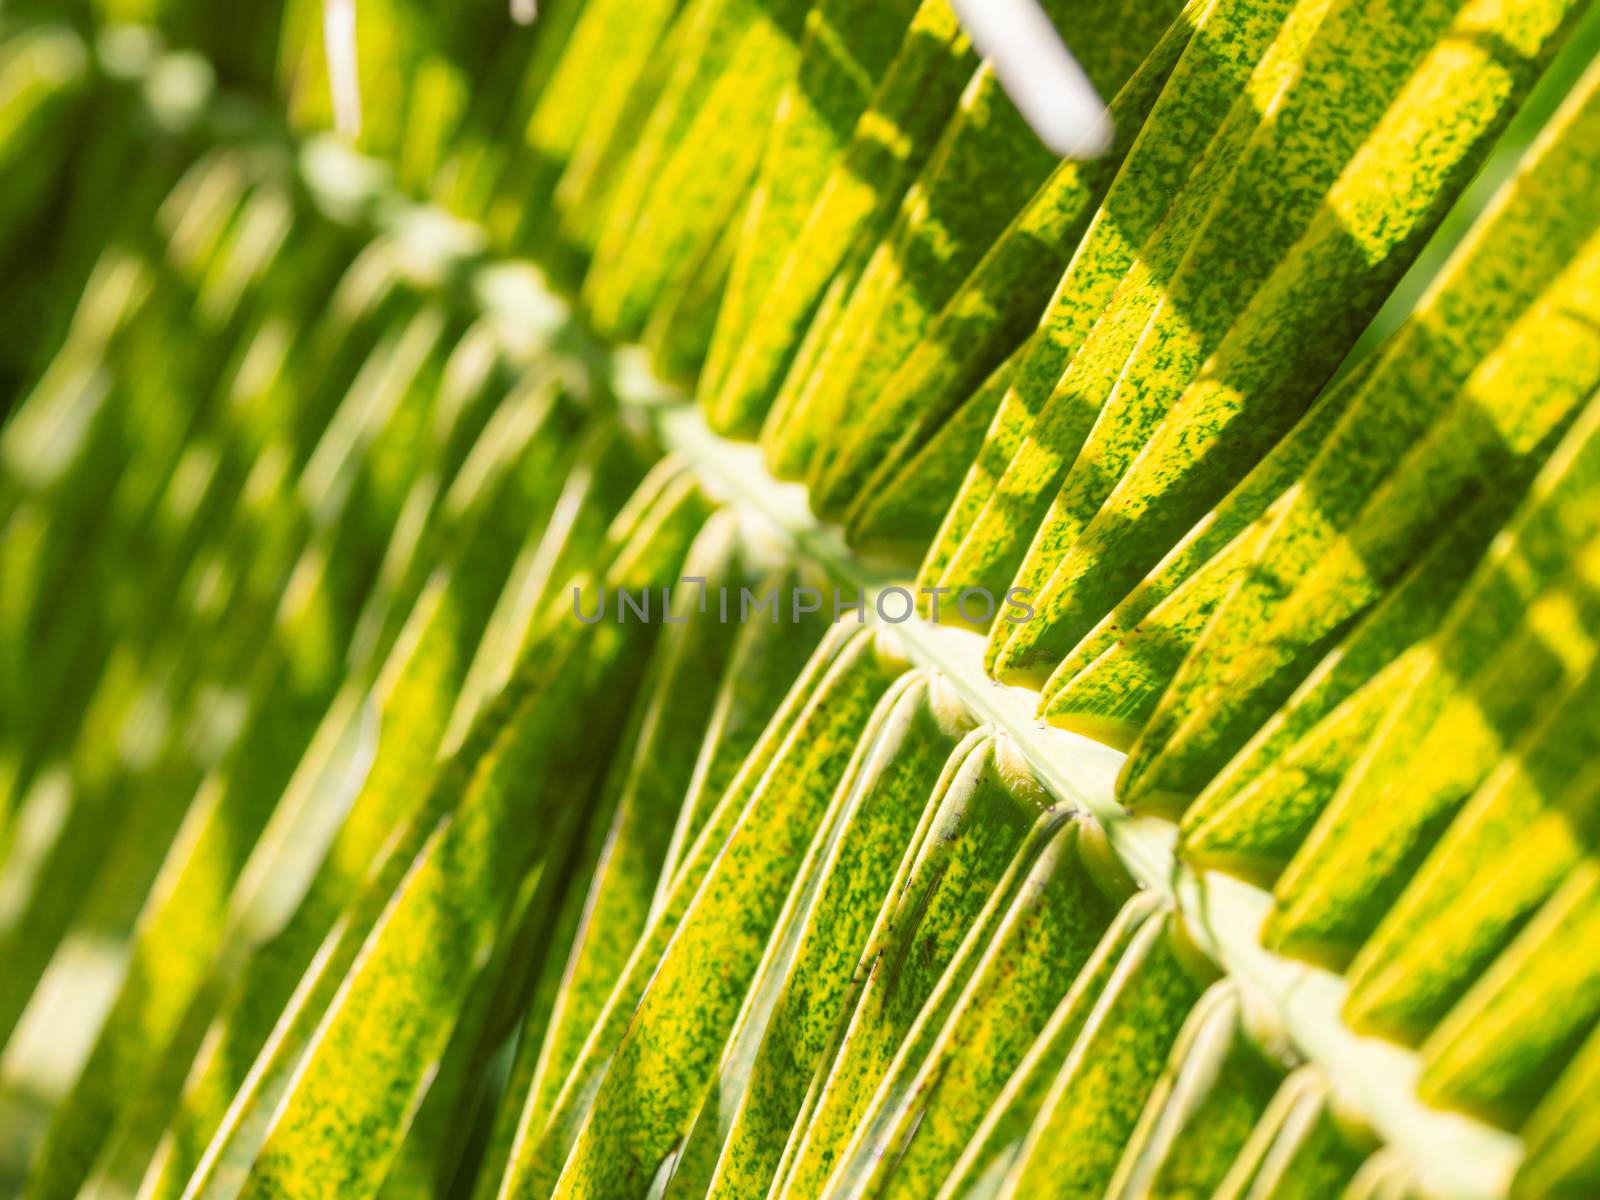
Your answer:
[511,0,539,25]
[324,0,361,136]
[948,0,1113,158]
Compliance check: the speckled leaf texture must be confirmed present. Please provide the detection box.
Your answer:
[4,1,1600,1199]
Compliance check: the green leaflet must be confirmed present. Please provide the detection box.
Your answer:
[704,0,975,437]
[283,0,528,186]
[557,668,953,1198]
[1038,354,1369,725]
[1176,652,1420,883]
[1212,1067,1372,1200]
[3,229,219,804]
[992,0,1587,689]
[651,562,831,904]
[416,5,581,227]
[181,469,713,1200]
[827,7,1200,542]
[993,908,1216,1198]
[1258,400,1600,957]
[1515,1016,1600,1198]
[924,291,1363,643]
[580,0,815,343]
[516,0,686,233]
[1416,862,1600,1126]
[642,213,736,386]
[371,838,560,1200]
[1343,671,1600,1045]
[937,892,1159,1198]
[19,291,478,1199]
[466,795,612,1200]
[534,16,690,290]
[471,0,589,243]
[1043,508,1278,751]
[826,811,1134,1200]
[487,514,756,1171]
[142,435,643,1200]
[19,575,352,1199]
[1266,537,1600,965]
[1180,482,1533,863]
[0,204,403,1101]
[698,0,922,403]
[0,25,89,302]
[685,674,975,1200]
[1119,64,1600,805]
[445,426,652,745]
[130,440,652,1200]
[771,732,1047,1200]
[847,0,1289,553]
[923,0,1339,631]
[498,624,905,1198]
[1103,983,1287,1200]
[84,507,550,1199]
[793,0,1194,509]
[349,364,584,671]
[853,347,1019,564]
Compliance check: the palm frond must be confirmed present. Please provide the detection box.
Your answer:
[2,2,1599,1198]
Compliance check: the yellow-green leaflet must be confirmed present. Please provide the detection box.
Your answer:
[771,734,1047,1200]
[580,0,814,343]
[1042,509,1278,752]
[1266,537,1600,965]
[825,811,1134,1200]
[1515,1013,1600,1198]
[643,215,736,386]
[1176,651,1422,882]
[131,442,666,1200]
[178,471,713,1200]
[0,25,88,278]
[1119,64,1600,806]
[553,667,950,1197]
[511,0,684,233]
[844,0,1289,553]
[1210,1067,1372,1200]
[17,283,495,1198]
[857,347,1021,565]
[993,0,1587,688]
[485,514,754,1168]
[497,625,904,1198]
[370,842,559,1200]
[699,0,922,402]
[1103,983,1289,1200]
[993,908,1216,1199]
[1038,353,1371,721]
[798,0,1195,514]
[1416,862,1600,1126]
[522,43,675,287]
[1180,482,1532,860]
[703,0,975,437]
[688,674,975,1200]
[651,562,831,908]
[1259,397,1600,959]
[939,892,1163,1199]
[87,467,569,1200]
[925,0,1341,630]
[1343,672,1600,1045]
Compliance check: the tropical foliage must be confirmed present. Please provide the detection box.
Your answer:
[1,0,1598,1198]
